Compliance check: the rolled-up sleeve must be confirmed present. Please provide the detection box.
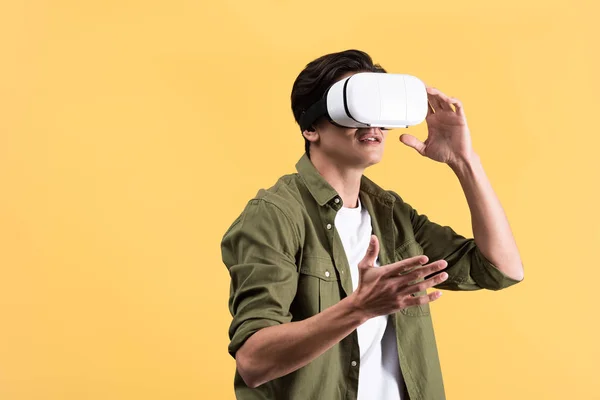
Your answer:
[400,197,522,291]
[221,199,300,358]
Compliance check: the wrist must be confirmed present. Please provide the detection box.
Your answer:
[342,292,370,326]
[449,151,480,177]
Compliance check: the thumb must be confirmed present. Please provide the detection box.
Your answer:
[399,134,426,155]
[358,235,379,270]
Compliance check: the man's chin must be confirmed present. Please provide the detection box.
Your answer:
[365,159,382,168]
[359,154,383,169]
[321,148,383,169]
[366,150,384,164]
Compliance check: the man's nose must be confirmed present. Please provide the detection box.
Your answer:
[362,127,385,133]
[359,127,378,132]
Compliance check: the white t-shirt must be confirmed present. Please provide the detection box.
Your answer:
[334,197,406,400]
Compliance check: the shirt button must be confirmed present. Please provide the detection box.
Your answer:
[326,223,332,230]
[334,198,340,204]
[325,271,330,278]
[351,361,357,367]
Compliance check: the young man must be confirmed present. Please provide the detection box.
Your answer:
[221,49,524,400]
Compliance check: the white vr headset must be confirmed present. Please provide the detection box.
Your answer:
[299,72,428,132]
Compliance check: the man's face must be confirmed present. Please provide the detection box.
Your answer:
[306,71,388,169]
[310,122,388,169]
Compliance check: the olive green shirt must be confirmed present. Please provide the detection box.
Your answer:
[221,153,522,400]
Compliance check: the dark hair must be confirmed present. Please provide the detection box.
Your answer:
[290,49,387,158]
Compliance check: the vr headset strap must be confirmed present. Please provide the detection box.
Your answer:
[298,76,364,132]
[299,98,328,132]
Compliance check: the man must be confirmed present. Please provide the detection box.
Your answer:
[221,49,524,400]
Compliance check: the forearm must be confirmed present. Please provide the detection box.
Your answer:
[450,152,524,281]
[236,294,366,388]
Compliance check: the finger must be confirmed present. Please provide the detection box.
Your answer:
[426,87,447,111]
[427,92,444,112]
[393,259,448,284]
[404,290,443,306]
[381,255,429,277]
[427,87,452,111]
[399,134,426,155]
[427,100,435,117]
[433,93,453,111]
[398,270,449,296]
[449,97,465,118]
[358,235,379,269]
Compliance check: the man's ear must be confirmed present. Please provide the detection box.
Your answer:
[302,126,319,143]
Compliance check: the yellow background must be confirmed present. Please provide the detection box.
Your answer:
[1,0,599,399]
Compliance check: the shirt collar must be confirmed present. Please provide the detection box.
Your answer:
[295,153,396,207]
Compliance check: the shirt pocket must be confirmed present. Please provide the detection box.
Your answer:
[395,240,431,317]
[297,257,341,315]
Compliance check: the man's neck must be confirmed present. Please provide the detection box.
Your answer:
[310,152,364,209]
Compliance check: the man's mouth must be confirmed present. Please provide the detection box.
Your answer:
[357,133,382,143]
